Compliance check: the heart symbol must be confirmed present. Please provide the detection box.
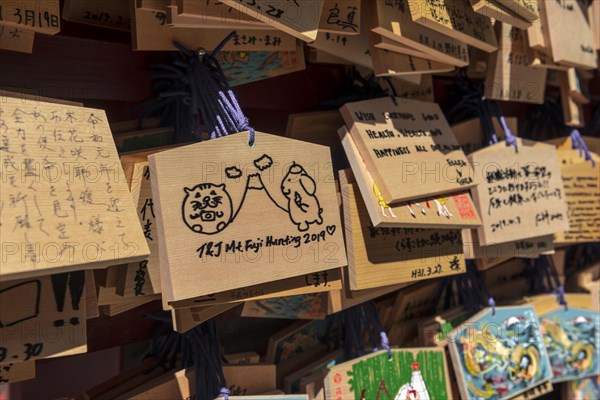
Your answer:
[326,225,336,236]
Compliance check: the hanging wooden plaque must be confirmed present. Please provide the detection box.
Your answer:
[494,0,539,21]
[448,306,554,400]
[470,0,532,29]
[543,0,597,70]
[241,292,328,319]
[176,0,267,25]
[408,0,498,52]
[0,273,87,363]
[0,24,35,54]
[485,23,547,104]
[62,0,131,31]
[171,269,341,309]
[553,154,600,245]
[468,139,570,246]
[341,179,465,290]
[530,294,599,383]
[370,0,470,67]
[115,162,161,298]
[309,28,372,69]
[219,0,325,42]
[149,132,346,302]
[340,97,476,204]
[318,0,360,35]
[131,6,296,51]
[0,360,35,385]
[0,97,150,280]
[370,47,455,77]
[340,129,481,229]
[462,229,554,261]
[324,348,453,400]
[0,0,60,35]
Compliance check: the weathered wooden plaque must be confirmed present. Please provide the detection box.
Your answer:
[470,0,532,29]
[149,132,347,302]
[0,97,150,280]
[494,0,539,21]
[0,360,35,385]
[62,0,131,31]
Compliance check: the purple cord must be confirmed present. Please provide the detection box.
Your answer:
[488,297,496,317]
[554,286,568,310]
[499,115,518,152]
[570,129,596,167]
[380,331,392,360]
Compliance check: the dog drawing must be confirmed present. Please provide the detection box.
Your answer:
[281,163,323,232]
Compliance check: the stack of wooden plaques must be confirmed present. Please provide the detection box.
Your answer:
[0,0,598,399]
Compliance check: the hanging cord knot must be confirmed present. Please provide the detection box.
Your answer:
[138,31,253,144]
[554,286,568,311]
[488,297,496,317]
[570,129,596,167]
[218,387,230,399]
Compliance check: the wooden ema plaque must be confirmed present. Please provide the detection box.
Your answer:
[529,293,599,384]
[241,292,328,319]
[171,268,342,309]
[339,128,482,229]
[167,5,272,29]
[319,0,360,34]
[462,229,554,262]
[324,348,453,400]
[0,24,35,54]
[175,0,267,25]
[115,162,161,298]
[470,0,532,30]
[553,153,599,245]
[62,0,131,31]
[408,0,498,52]
[494,0,539,21]
[370,47,455,77]
[341,179,465,290]
[0,97,150,280]
[468,139,570,246]
[543,0,598,70]
[131,5,296,52]
[0,0,60,35]
[448,306,554,400]
[219,0,325,42]
[485,23,547,104]
[0,273,87,363]
[309,25,372,69]
[0,360,35,385]
[149,132,347,303]
[370,0,470,67]
[340,97,476,204]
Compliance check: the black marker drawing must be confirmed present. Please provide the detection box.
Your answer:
[50,271,85,327]
[182,183,234,234]
[281,163,323,232]
[0,280,41,328]
[182,154,324,234]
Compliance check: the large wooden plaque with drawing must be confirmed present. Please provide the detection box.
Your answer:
[149,132,346,303]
